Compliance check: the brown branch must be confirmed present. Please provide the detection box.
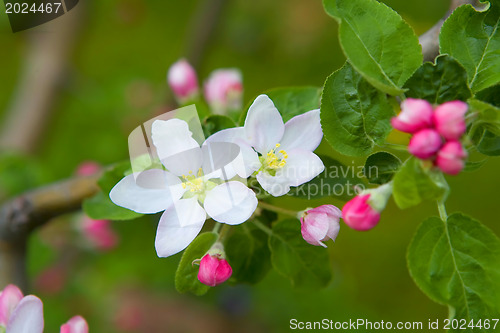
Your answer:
[0,3,84,152]
[419,0,478,62]
[184,0,227,70]
[0,175,99,289]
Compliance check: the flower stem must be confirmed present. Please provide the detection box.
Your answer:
[217,224,230,242]
[253,219,273,236]
[437,201,448,222]
[258,201,299,218]
[212,222,222,234]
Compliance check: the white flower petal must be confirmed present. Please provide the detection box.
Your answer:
[7,296,44,333]
[280,109,323,152]
[204,181,258,225]
[204,126,245,144]
[110,169,183,214]
[256,171,291,197]
[155,198,206,257]
[161,146,203,176]
[203,128,260,178]
[151,119,203,175]
[201,141,240,179]
[236,143,261,178]
[244,95,284,154]
[282,149,325,187]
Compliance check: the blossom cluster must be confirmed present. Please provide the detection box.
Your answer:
[392,99,469,175]
[0,284,87,333]
[110,64,475,289]
[110,92,325,286]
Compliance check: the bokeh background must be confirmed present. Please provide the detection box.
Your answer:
[1,0,499,332]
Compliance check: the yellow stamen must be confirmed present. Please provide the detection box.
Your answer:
[262,144,288,171]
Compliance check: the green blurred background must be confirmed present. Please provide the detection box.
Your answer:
[1,0,499,332]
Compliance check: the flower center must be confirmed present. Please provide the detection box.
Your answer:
[260,143,288,175]
[181,168,216,202]
[181,168,205,193]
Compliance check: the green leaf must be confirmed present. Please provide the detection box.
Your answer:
[268,219,332,288]
[288,155,365,201]
[225,224,271,284]
[175,232,218,296]
[335,0,422,95]
[477,129,500,156]
[98,161,133,193]
[464,159,488,172]
[202,115,236,138]
[363,151,401,185]
[468,98,500,139]
[82,161,143,220]
[408,213,500,328]
[83,191,143,220]
[321,62,394,157]
[392,158,448,209]
[440,2,500,93]
[240,87,321,125]
[475,84,500,107]
[322,0,339,20]
[404,55,472,104]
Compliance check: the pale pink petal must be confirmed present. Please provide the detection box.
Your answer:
[0,284,23,326]
[280,109,323,152]
[204,182,258,225]
[301,215,329,247]
[109,169,183,214]
[60,316,88,333]
[7,295,44,333]
[154,198,206,257]
[244,95,284,154]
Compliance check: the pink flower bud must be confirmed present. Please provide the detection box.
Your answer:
[204,69,243,115]
[60,316,88,333]
[300,205,341,247]
[167,59,199,103]
[433,101,468,140]
[408,129,442,159]
[76,161,101,176]
[35,265,67,295]
[391,98,433,133]
[342,194,380,231]
[436,141,468,175]
[197,249,232,287]
[342,183,392,231]
[81,217,119,251]
[0,284,23,326]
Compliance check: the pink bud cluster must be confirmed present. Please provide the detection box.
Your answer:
[391,99,468,175]
[167,59,243,115]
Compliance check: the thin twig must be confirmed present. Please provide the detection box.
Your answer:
[419,0,478,62]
